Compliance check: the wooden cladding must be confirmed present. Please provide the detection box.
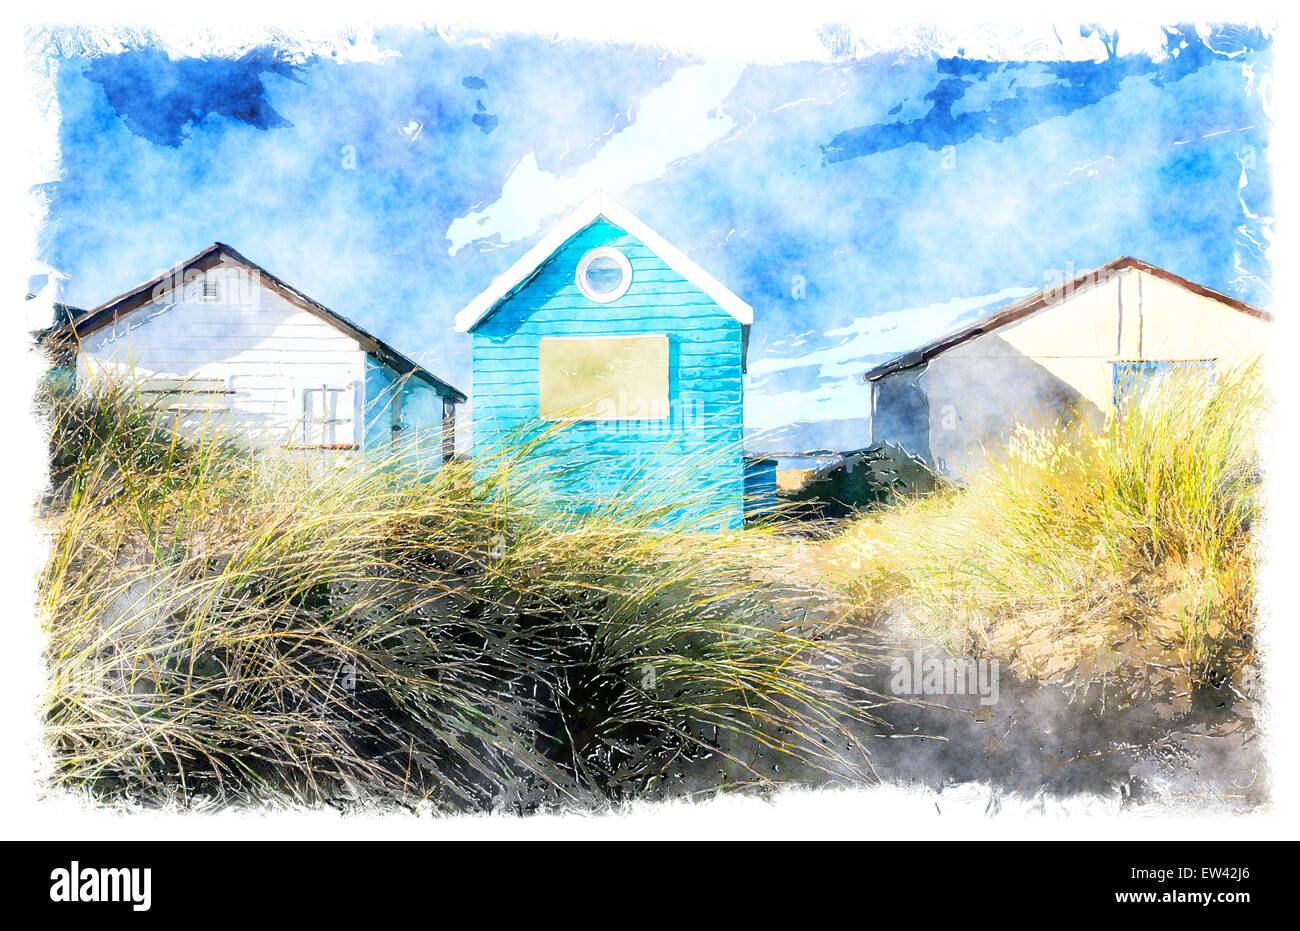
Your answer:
[139,377,235,414]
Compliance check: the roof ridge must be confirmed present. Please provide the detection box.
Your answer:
[861,257,1269,383]
[453,190,753,332]
[57,244,466,403]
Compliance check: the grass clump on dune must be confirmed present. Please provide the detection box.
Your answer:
[834,363,1265,706]
[38,381,879,811]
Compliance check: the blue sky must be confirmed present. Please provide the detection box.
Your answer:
[36,24,1273,448]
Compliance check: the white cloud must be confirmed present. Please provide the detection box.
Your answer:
[445,60,746,254]
[749,285,1035,382]
[743,285,1037,431]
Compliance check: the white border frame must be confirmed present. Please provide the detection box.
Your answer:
[8,5,1298,845]
[574,246,633,303]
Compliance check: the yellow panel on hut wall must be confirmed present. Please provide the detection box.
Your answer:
[1133,270,1269,367]
[538,335,669,421]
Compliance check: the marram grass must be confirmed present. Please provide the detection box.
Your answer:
[833,362,1265,702]
[38,381,881,811]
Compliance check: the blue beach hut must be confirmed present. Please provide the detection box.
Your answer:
[455,192,754,529]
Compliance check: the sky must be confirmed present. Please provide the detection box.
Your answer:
[30,23,1274,450]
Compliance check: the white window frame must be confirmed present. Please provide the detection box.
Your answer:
[574,246,633,303]
[298,383,357,448]
[1111,359,1217,411]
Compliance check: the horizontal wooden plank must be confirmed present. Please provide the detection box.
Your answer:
[137,377,230,392]
[516,426,742,443]
[472,363,744,380]
[108,336,361,352]
[473,373,743,390]
[143,402,235,414]
[221,395,396,414]
[221,374,313,387]
[471,407,741,426]
[471,390,743,410]
[551,225,645,250]
[476,322,739,342]
[473,433,740,447]
[470,376,745,399]
[474,343,739,361]
[471,365,742,385]
[97,347,362,363]
[527,263,696,284]
[473,341,740,363]
[100,321,360,338]
[473,408,743,426]
[474,445,743,463]
[110,353,359,370]
[473,354,742,371]
[104,312,351,329]
[86,360,365,377]
[478,325,743,343]
[484,296,728,319]
[471,421,745,440]
[475,434,743,457]
[100,308,344,333]
[472,425,740,441]
[524,478,746,497]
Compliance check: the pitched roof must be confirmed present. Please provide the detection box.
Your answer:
[28,295,87,344]
[55,243,466,403]
[453,190,754,333]
[861,256,1271,383]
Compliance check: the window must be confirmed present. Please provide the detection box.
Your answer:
[574,247,632,303]
[538,335,669,421]
[1113,360,1216,409]
[200,278,221,303]
[300,385,356,447]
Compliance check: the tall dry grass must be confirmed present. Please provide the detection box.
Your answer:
[835,362,1265,699]
[38,380,879,811]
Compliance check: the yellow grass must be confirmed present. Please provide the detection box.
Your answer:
[831,362,1265,705]
[38,379,881,810]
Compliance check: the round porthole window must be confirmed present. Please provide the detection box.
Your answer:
[575,246,633,303]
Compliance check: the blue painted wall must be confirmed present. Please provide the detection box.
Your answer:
[363,356,449,473]
[471,219,745,529]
